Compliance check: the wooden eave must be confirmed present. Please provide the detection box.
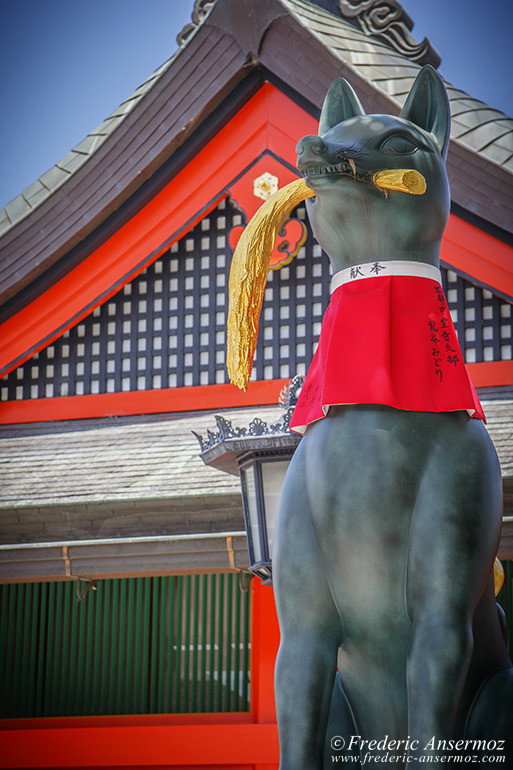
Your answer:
[0,84,319,385]
[2,404,511,512]
[0,533,250,583]
[0,401,511,582]
[0,23,250,309]
[2,0,513,315]
[0,405,280,581]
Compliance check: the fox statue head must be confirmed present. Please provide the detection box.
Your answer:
[227,66,452,390]
[296,65,451,271]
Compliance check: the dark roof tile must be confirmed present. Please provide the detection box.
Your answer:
[3,196,31,226]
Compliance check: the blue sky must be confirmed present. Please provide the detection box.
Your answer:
[1,0,512,209]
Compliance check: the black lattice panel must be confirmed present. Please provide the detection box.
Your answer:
[253,204,330,382]
[0,200,330,401]
[0,196,511,403]
[442,269,512,364]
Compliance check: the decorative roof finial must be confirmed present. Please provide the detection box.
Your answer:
[177,0,441,69]
[308,0,440,68]
[337,0,441,68]
[177,0,216,45]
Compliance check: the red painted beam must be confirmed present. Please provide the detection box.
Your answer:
[251,581,280,725]
[442,215,513,299]
[0,361,510,426]
[0,380,290,425]
[0,723,279,768]
[469,361,513,388]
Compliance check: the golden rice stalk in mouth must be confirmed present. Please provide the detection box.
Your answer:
[227,178,315,390]
[373,169,427,195]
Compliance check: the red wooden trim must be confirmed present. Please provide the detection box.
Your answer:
[251,580,280,724]
[0,712,252,730]
[0,361,510,427]
[0,380,290,425]
[442,214,513,299]
[0,723,279,767]
[467,360,513,388]
[0,85,317,380]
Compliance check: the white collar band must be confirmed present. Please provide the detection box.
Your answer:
[330,260,442,292]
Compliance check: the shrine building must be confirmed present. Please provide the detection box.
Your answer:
[0,1,512,768]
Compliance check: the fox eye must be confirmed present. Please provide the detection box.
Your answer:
[380,135,418,155]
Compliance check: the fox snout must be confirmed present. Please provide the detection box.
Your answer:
[296,135,359,176]
[296,135,329,169]
[296,134,363,181]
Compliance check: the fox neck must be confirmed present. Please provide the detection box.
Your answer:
[306,181,450,273]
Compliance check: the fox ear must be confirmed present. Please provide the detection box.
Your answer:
[319,77,365,135]
[400,65,450,159]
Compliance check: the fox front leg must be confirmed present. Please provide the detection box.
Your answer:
[405,418,502,762]
[273,440,343,769]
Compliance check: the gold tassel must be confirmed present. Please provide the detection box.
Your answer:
[227,178,315,390]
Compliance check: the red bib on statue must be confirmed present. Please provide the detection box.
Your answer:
[290,261,485,434]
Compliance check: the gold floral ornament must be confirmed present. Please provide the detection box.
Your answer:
[253,172,279,201]
[227,178,315,390]
[226,169,427,391]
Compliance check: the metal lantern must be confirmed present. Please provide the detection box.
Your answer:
[194,378,303,583]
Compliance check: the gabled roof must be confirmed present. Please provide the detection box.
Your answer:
[0,0,512,312]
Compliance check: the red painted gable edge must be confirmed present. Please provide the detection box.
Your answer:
[0,85,316,381]
[0,83,512,425]
[0,365,511,426]
[0,380,290,425]
[442,216,513,300]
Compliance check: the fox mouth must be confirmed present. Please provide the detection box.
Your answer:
[300,162,427,196]
[301,158,370,183]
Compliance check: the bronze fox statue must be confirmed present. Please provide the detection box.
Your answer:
[273,65,513,768]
